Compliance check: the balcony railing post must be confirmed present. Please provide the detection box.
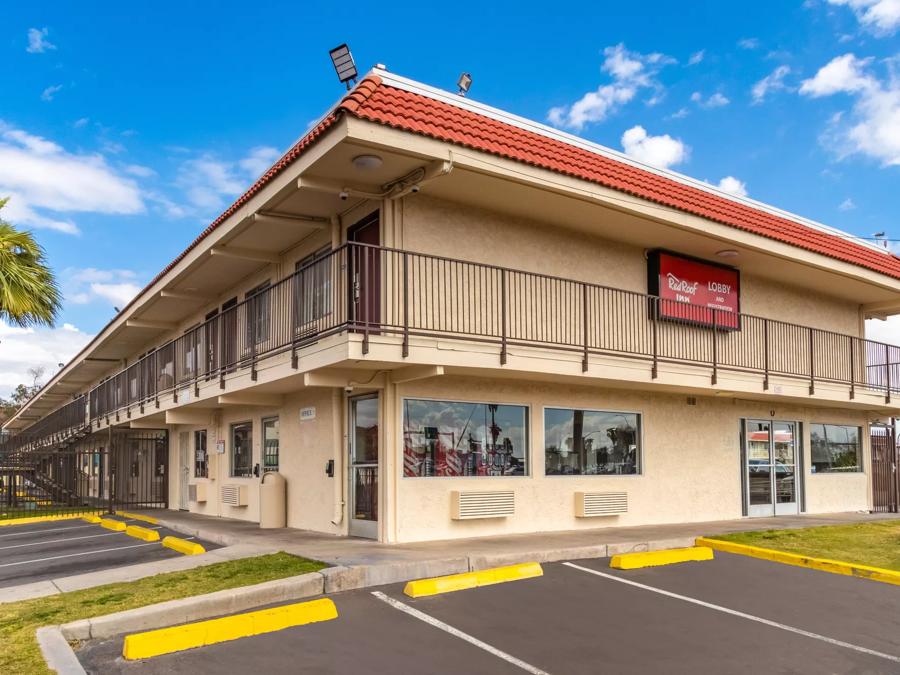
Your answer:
[402,252,410,358]
[291,273,299,369]
[849,337,855,400]
[582,283,589,372]
[711,309,718,385]
[193,329,200,397]
[809,329,815,395]
[886,343,892,404]
[219,313,226,390]
[500,269,508,365]
[763,319,770,391]
[250,297,259,381]
[651,297,659,379]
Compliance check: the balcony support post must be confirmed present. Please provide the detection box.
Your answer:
[582,283,589,372]
[500,269,508,366]
[193,330,200,397]
[362,247,370,356]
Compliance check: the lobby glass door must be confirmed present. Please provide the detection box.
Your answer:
[349,395,379,538]
[745,420,800,517]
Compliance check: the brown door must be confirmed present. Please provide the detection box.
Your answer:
[347,212,381,333]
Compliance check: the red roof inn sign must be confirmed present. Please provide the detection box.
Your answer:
[648,250,741,330]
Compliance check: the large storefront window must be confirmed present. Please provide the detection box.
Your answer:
[403,399,528,477]
[810,424,862,473]
[545,408,641,475]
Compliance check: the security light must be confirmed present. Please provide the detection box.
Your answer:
[457,72,472,96]
[329,44,358,90]
[716,249,739,259]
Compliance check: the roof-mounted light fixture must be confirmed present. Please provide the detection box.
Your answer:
[329,43,358,90]
[457,72,472,96]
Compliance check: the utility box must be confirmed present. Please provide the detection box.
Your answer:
[259,471,287,529]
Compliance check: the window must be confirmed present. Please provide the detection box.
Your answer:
[245,281,271,345]
[402,399,528,477]
[194,430,208,478]
[810,424,862,473]
[294,246,332,330]
[262,417,279,472]
[544,408,641,475]
[231,422,253,477]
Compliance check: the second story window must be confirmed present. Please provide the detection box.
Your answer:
[245,281,271,345]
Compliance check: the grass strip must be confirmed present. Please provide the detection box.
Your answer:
[711,520,900,571]
[0,552,325,675]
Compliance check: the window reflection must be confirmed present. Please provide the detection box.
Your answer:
[544,409,640,475]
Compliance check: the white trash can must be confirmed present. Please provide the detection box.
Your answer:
[259,471,286,529]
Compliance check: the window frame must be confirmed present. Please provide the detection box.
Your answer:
[230,421,253,478]
[194,429,208,479]
[401,396,531,478]
[809,423,864,474]
[542,406,644,477]
[261,416,280,473]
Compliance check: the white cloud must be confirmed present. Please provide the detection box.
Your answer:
[41,84,62,102]
[687,50,705,66]
[839,197,857,210]
[89,282,141,307]
[0,123,144,234]
[752,65,792,104]
[123,164,156,178]
[63,268,140,307]
[738,37,761,49]
[0,321,92,398]
[72,117,89,129]
[866,316,900,346]
[828,0,900,35]
[547,44,675,130]
[691,91,730,108]
[716,176,749,197]
[238,146,280,176]
[800,54,900,165]
[620,126,690,169]
[667,107,690,120]
[26,28,56,54]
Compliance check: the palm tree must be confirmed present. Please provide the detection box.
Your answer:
[0,199,61,327]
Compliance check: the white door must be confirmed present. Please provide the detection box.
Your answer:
[179,431,190,510]
[349,395,379,538]
[745,420,799,517]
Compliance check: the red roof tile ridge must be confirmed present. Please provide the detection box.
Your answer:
[339,74,383,114]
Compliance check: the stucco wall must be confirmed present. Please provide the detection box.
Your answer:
[390,375,870,543]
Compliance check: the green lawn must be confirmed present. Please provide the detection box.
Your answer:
[711,520,900,571]
[0,552,326,675]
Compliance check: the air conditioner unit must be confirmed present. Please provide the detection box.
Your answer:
[575,491,628,517]
[451,490,514,520]
[188,483,207,503]
[221,484,249,507]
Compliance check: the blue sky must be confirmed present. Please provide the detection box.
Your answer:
[1,0,899,392]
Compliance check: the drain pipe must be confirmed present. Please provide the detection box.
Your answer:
[331,388,345,527]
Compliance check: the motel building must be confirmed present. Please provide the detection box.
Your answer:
[4,67,900,543]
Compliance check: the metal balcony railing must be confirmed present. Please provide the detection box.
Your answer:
[4,242,900,454]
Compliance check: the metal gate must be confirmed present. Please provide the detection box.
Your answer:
[871,422,898,513]
[0,429,168,521]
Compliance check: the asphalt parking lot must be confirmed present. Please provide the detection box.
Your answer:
[0,516,216,589]
[77,551,900,674]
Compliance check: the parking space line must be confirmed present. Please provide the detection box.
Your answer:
[0,541,160,568]
[0,523,97,538]
[0,526,162,551]
[563,562,900,665]
[371,591,552,675]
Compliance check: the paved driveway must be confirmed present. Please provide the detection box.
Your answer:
[77,551,900,674]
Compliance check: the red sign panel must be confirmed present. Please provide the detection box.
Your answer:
[648,251,740,329]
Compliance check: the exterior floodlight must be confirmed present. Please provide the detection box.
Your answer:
[457,72,472,96]
[329,44,358,89]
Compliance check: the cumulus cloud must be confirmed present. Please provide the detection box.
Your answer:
[176,146,283,213]
[716,176,749,197]
[800,53,900,166]
[752,65,792,104]
[0,321,92,397]
[64,268,140,307]
[238,146,280,176]
[620,126,690,169]
[40,84,62,102]
[547,44,675,130]
[0,123,144,234]
[26,28,56,54]
[866,316,900,346]
[691,91,730,108]
[738,37,761,49]
[828,0,900,35]
[839,197,857,210]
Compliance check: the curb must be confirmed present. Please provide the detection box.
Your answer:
[696,537,900,586]
[162,536,205,556]
[610,546,714,570]
[99,518,126,532]
[125,525,160,542]
[36,626,87,675]
[0,513,95,528]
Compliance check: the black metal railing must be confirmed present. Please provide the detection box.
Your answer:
[4,242,900,455]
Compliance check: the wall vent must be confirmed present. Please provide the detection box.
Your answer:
[188,483,207,503]
[221,484,249,507]
[451,490,515,520]
[575,491,628,517]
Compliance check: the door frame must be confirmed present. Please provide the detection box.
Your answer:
[347,211,381,335]
[741,418,804,517]
[348,393,379,539]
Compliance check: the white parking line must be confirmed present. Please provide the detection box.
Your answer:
[372,591,551,675]
[0,542,160,568]
[563,562,900,665]
[0,524,97,538]
[0,526,162,551]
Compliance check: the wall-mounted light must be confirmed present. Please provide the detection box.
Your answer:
[352,154,383,171]
[716,249,739,259]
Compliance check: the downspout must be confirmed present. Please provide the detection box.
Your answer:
[331,387,345,526]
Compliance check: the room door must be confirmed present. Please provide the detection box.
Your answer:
[347,212,381,334]
[349,395,379,538]
[744,420,800,517]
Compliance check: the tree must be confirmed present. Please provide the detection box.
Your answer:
[0,198,61,327]
[0,367,45,424]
